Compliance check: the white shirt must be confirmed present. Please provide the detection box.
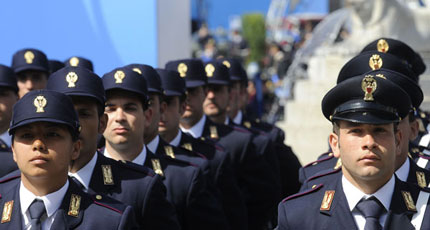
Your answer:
[181,115,206,138]
[224,117,230,125]
[232,111,243,125]
[169,130,182,147]
[0,131,11,147]
[68,153,98,191]
[104,145,147,166]
[395,158,410,182]
[147,135,160,154]
[20,180,69,230]
[342,175,395,230]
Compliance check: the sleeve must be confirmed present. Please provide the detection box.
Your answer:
[118,205,139,230]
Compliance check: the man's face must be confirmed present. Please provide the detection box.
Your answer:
[203,84,230,118]
[227,82,240,116]
[159,96,184,135]
[16,70,48,98]
[329,121,401,184]
[104,93,145,147]
[145,94,162,140]
[0,88,18,133]
[182,86,206,122]
[72,98,106,157]
[12,122,80,180]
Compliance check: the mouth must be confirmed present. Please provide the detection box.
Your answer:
[30,156,48,164]
[113,127,129,134]
[359,153,381,162]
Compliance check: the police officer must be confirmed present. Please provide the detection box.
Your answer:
[278,73,429,229]
[64,56,94,72]
[156,67,248,230]
[46,66,180,230]
[101,67,227,230]
[166,59,280,230]
[0,65,18,176]
[0,89,138,229]
[11,48,50,98]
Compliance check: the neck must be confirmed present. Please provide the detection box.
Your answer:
[343,167,392,194]
[208,112,227,125]
[395,153,408,171]
[105,141,143,161]
[69,149,96,173]
[228,108,239,120]
[21,172,68,196]
[160,128,179,143]
[180,114,203,129]
[144,131,158,145]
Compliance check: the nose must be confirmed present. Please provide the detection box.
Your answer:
[24,79,34,91]
[206,89,215,99]
[114,108,126,122]
[362,133,377,150]
[32,139,47,152]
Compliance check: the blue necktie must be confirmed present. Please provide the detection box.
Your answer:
[356,196,385,230]
[28,199,46,230]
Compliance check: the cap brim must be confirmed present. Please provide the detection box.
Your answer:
[332,111,399,124]
[65,92,105,106]
[163,90,184,96]
[13,65,48,74]
[185,80,206,88]
[207,79,230,85]
[9,118,78,135]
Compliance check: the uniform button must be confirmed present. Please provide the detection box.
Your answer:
[96,195,102,200]
[312,162,318,166]
[312,185,317,189]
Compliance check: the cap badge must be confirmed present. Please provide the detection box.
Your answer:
[361,75,377,101]
[24,51,35,64]
[178,63,188,77]
[132,68,142,75]
[205,64,215,77]
[401,191,416,211]
[114,70,125,84]
[1,200,13,223]
[69,57,79,67]
[375,74,386,80]
[222,60,231,68]
[102,165,114,185]
[369,54,383,70]
[66,72,79,88]
[151,159,164,177]
[164,146,175,159]
[320,190,335,211]
[34,95,47,113]
[377,39,389,53]
[68,194,81,217]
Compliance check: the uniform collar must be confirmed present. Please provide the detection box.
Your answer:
[395,157,410,182]
[0,131,11,147]
[180,115,206,138]
[342,174,394,212]
[224,117,230,125]
[169,130,182,147]
[20,179,69,218]
[147,135,160,153]
[68,152,98,190]
[131,145,147,165]
[232,110,243,125]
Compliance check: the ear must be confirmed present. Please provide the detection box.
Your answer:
[11,143,17,163]
[409,119,419,141]
[98,114,108,134]
[179,100,186,116]
[71,140,81,161]
[395,128,403,156]
[329,132,340,158]
[143,107,153,129]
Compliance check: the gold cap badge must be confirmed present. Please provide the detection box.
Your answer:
[66,72,79,88]
[320,190,335,211]
[132,68,142,75]
[151,159,164,177]
[1,201,13,223]
[210,125,219,139]
[377,39,389,53]
[164,146,175,159]
[102,165,114,185]
[34,95,47,113]
[114,70,125,84]
[222,60,231,68]
[369,54,383,70]
[401,191,416,211]
[361,75,377,101]
[69,57,79,67]
[68,194,81,217]
[24,51,35,64]
[178,63,188,77]
[205,64,215,77]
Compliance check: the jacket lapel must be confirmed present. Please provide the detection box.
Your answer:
[0,181,23,230]
[88,153,118,194]
[383,178,416,230]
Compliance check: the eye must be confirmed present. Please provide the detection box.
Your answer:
[46,131,61,138]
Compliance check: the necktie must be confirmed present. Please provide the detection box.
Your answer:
[356,196,385,230]
[28,199,46,230]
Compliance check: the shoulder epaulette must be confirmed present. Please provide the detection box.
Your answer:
[119,160,155,177]
[282,184,323,202]
[160,154,199,168]
[306,168,341,183]
[92,194,124,214]
[303,154,334,168]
